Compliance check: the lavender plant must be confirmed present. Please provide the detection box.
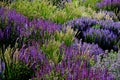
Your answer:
[16,36,105,80]
[35,40,113,80]
[18,45,53,79]
[0,7,28,51]
[0,1,119,80]
[0,7,62,51]
[25,18,61,47]
[95,50,120,79]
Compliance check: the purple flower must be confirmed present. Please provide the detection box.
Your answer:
[30,18,61,33]
[67,17,119,51]
[0,58,5,77]
[18,45,53,78]
[97,0,120,8]
[83,28,118,50]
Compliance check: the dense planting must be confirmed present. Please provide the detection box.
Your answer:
[67,17,120,51]
[97,0,120,20]
[10,0,94,24]
[0,0,120,80]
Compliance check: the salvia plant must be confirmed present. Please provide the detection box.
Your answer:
[18,44,53,79]
[67,17,120,51]
[0,0,120,79]
[26,18,61,46]
[34,40,113,80]
[96,0,120,20]
[0,7,28,52]
[73,39,104,60]
[97,0,120,9]
[0,7,61,51]
[83,28,118,50]
[15,38,105,79]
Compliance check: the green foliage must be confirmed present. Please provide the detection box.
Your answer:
[0,45,33,80]
[92,24,101,29]
[50,2,83,24]
[0,1,6,7]
[10,0,94,24]
[41,27,75,64]
[10,0,57,20]
[50,10,67,24]
[41,40,64,64]
[80,0,101,9]
[1,44,19,65]
[45,70,66,80]
[50,2,93,24]
[89,57,95,66]
[91,11,118,21]
[6,62,33,80]
[46,0,63,6]
[55,26,75,46]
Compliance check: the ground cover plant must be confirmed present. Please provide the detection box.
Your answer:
[0,0,120,80]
